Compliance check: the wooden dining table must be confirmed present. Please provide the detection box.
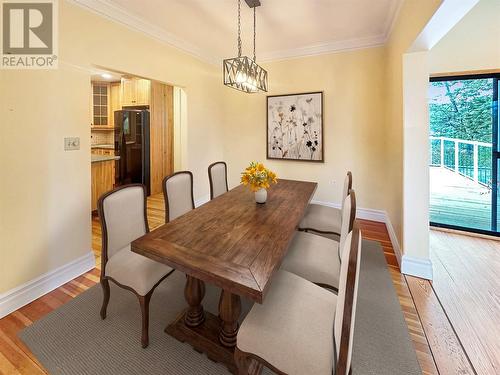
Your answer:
[131,179,317,372]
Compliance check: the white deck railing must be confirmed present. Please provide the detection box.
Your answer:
[429,136,492,184]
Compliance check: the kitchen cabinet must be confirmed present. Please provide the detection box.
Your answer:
[135,79,151,105]
[91,160,115,211]
[91,82,112,128]
[109,82,121,126]
[121,78,151,106]
[91,81,122,128]
[120,78,135,106]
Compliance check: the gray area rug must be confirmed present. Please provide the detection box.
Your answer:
[19,240,421,374]
[351,241,421,375]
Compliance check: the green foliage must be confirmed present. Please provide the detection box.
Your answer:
[429,79,493,142]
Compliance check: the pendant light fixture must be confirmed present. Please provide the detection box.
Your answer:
[223,0,268,93]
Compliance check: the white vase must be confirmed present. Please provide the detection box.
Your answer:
[255,188,267,204]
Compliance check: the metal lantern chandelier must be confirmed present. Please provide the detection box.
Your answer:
[223,0,268,93]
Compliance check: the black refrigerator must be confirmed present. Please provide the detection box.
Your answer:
[114,109,151,195]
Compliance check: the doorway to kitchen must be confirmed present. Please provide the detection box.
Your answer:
[429,73,500,235]
[90,69,176,213]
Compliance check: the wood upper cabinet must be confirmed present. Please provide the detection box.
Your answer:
[135,79,151,105]
[109,82,121,126]
[91,82,111,128]
[121,78,151,106]
[120,78,135,105]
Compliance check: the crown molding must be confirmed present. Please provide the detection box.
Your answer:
[259,34,386,62]
[383,0,404,43]
[70,0,403,65]
[260,0,403,61]
[70,0,220,66]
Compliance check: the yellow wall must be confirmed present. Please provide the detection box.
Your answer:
[1,67,92,292]
[0,0,226,293]
[383,0,442,244]
[429,0,500,73]
[223,48,389,212]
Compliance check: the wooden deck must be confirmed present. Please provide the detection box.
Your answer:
[430,167,492,230]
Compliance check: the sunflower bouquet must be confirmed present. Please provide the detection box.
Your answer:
[241,162,278,192]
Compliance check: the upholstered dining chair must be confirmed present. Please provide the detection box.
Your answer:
[208,161,229,199]
[162,171,195,222]
[235,225,362,375]
[98,184,174,348]
[299,171,352,235]
[280,190,356,292]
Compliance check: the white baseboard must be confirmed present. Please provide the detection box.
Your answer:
[384,217,402,267]
[401,255,433,280]
[195,194,210,208]
[0,251,95,319]
[311,199,402,267]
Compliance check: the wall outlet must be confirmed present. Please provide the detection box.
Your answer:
[64,137,80,151]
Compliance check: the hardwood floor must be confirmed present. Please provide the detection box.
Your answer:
[407,229,500,375]
[2,195,491,375]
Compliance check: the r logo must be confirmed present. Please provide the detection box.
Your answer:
[2,2,53,54]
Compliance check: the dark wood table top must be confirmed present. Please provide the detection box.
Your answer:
[131,179,317,303]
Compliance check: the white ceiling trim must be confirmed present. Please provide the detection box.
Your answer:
[382,0,404,43]
[71,0,402,66]
[259,34,386,62]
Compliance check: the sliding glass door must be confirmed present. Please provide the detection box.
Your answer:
[429,73,500,235]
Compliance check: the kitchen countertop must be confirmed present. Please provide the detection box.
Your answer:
[91,144,114,149]
[91,155,120,163]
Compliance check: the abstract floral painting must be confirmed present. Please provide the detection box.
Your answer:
[267,92,323,162]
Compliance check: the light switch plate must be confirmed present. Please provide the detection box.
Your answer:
[64,137,80,151]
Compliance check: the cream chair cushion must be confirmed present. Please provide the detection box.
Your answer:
[209,162,228,199]
[299,203,342,233]
[237,270,337,375]
[280,231,341,289]
[165,173,194,221]
[105,244,173,296]
[299,172,351,233]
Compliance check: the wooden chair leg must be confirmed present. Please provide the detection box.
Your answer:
[138,292,152,348]
[100,279,110,320]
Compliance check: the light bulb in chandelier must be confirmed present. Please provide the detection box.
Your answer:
[235,71,247,84]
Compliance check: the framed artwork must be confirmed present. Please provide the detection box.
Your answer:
[266,91,324,162]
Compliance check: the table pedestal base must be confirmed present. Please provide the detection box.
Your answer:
[165,309,262,375]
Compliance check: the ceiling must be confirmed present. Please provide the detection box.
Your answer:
[90,70,122,82]
[76,0,402,64]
